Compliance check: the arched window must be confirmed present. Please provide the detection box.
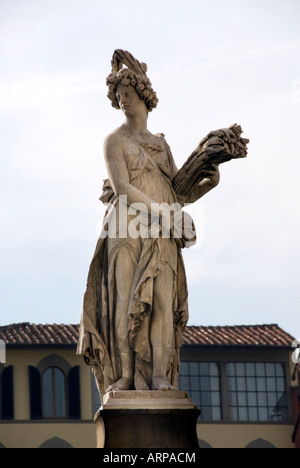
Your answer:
[29,355,81,420]
[43,367,66,418]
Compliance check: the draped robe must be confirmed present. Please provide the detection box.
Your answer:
[77,134,190,398]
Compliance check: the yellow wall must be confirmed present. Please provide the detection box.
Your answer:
[197,424,294,448]
[0,348,97,448]
[0,422,96,448]
[4,349,93,421]
[1,347,297,448]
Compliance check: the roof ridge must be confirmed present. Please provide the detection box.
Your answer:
[0,323,295,347]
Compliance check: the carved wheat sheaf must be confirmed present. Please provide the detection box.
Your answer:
[173,124,249,197]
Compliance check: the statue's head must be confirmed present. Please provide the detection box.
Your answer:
[106,50,158,112]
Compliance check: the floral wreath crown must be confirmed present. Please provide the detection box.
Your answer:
[106,49,158,112]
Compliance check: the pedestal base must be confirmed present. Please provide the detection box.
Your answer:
[94,390,200,449]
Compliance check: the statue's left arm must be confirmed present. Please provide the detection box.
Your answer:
[165,138,220,204]
[183,164,220,204]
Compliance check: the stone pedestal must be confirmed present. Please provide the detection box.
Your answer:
[94,390,200,449]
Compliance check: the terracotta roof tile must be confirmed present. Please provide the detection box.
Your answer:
[183,324,294,347]
[0,322,294,348]
[0,323,79,346]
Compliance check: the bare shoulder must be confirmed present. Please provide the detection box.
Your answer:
[103,127,127,159]
[104,127,124,147]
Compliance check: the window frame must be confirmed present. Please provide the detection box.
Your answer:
[42,366,67,420]
[179,361,222,422]
[179,346,293,424]
[226,361,289,423]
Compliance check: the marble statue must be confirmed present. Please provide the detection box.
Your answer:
[77,49,223,399]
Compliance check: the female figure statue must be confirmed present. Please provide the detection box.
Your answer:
[77,50,220,398]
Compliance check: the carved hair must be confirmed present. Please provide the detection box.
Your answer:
[106,49,158,112]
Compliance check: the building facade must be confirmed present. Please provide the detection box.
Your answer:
[0,322,298,448]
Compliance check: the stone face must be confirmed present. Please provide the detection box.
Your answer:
[95,391,200,448]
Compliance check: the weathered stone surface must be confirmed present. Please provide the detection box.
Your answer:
[100,389,198,410]
[77,49,222,397]
[95,391,200,448]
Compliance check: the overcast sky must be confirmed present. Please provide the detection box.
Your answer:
[0,0,299,340]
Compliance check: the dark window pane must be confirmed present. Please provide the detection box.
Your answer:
[257,377,266,391]
[199,363,209,375]
[237,377,246,391]
[236,363,245,376]
[227,377,236,391]
[257,392,267,406]
[277,392,287,407]
[200,377,210,391]
[266,377,276,392]
[271,413,280,422]
[238,407,248,421]
[277,378,285,392]
[265,363,275,376]
[275,363,284,377]
[227,361,288,423]
[210,377,220,391]
[201,407,211,421]
[249,407,258,421]
[180,362,189,376]
[190,377,199,391]
[245,363,255,376]
[228,392,237,406]
[278,406,288,421]
[200,391,211,406]
[248,393,257,407]
[43,369,53,418]
[43,367,66,419]
[258,407,268,421]
[180,376,189,390]
[54,368,66,418]
[246,377,256,392]
[190,363,199,375]
[180,361,221,421]
[190,391,200,406]
[267,392,278,408]
[211,392,221,406]
[209,363,219,376]
[255,363,265,376]
[229,406,238,421]
[227,363,235,376]
[212,407,221,421]
[238,393,247,406]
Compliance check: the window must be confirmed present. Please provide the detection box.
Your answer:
[179,362,221,421]
[29,356,80,420]
[43,367,66,418]
[0,366,14,420]
[227,362,288,422]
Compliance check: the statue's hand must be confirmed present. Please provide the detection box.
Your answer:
[206,164,220,187]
